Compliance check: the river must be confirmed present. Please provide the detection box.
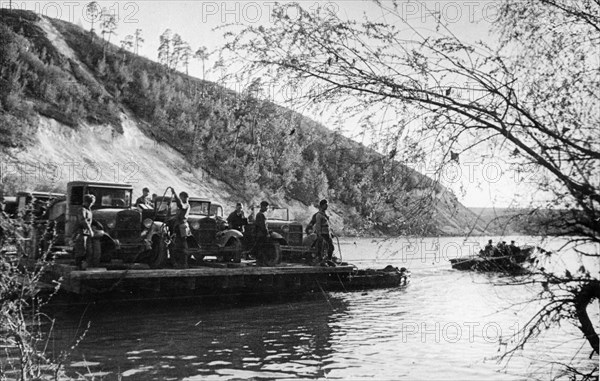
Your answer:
[46,236,599,380]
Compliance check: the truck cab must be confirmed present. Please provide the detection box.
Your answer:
[2,196,17,217]
[245,206,304,248]
[12,191,65,258]
[151,196,243,262]
[243,205,310,264]
[41,181,168,267]
[15,191,65,220]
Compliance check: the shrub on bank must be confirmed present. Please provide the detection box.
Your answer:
[0,209,82,380]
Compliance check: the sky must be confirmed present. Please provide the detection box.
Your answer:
[1,0,540,208]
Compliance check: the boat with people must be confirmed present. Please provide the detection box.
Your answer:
[449,242,537,273]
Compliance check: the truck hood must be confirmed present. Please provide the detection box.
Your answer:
[93,208,141,229]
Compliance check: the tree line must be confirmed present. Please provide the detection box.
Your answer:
[0,8,444,236]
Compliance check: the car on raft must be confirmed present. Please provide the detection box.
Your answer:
[8,191,65,257]
[37,181,168,268]
[146,196,243,263]
[14,191,66,218]
[244,205,312,262]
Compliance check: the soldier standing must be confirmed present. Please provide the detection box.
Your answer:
[314,199,334,263]
[227,202,248,232]
[255,201,269,238]
[251,201,270,264]
[74,194,95,270]
[170,188,190,268]
[135,187,154,208]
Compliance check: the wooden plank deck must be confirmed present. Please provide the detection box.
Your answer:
[42,261,359,297]
[54,263,355,280]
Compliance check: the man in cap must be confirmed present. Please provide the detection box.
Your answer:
[170,187,190,268]
[250,201,271,264]
[509,240,519,256]
[313,199,334,263]
[73,194,95,270]
[483,239,493,257]
[255,201,269,238]
[227,202,248,232]
[135,187,154,208]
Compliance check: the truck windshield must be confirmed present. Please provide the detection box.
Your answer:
[210,204,223,217]
[87,187,132,209]
[266,208,289,221]
[156,200,210,215]
[190,201,210,215]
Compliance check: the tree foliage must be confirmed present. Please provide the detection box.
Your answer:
[0,10,120,135]
[36,12,446,234]
[0,207,80,380]
[99,8,117,46]
[158,29,192,72]
[220,0,599,377]
[194,46,209,81]
[134,28,144,55]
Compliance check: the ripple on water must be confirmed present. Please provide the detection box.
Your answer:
[52,237,597,381]
[69,361,100,367]
[206,360,232,366]
[183,369,295,380]
[121,366,153,377]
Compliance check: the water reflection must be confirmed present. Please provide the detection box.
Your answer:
[49,296,349,380]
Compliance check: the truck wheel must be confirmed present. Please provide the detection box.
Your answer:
[224,238,242,263]
[149,235,168,269]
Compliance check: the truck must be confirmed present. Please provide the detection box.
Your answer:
[39,181,168,268]
[244,205,311,263]
[148,196,243,263]
[10,191,65,258]
[14,191,65,218]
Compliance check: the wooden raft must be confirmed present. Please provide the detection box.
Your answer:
[44,261,357,297]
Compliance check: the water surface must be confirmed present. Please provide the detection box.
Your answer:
[47,236,599,380]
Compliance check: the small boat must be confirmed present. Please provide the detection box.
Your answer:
[450,246,536,272]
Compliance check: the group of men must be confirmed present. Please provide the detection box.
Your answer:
[483,239,520,257]
[72,185,336,270]
[226,199,336,264]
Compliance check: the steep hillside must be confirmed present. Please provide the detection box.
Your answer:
[2,112,322,225]
[0,10,489,236]
[469,207,590,237]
